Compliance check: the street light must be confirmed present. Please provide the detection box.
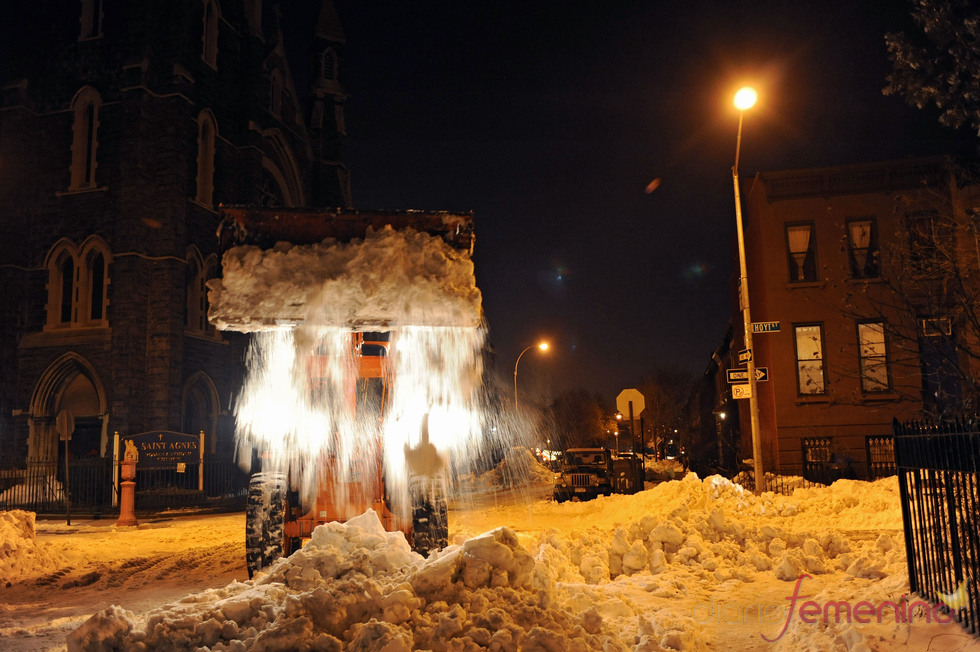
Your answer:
[732,86,764,490]
[514,341,549,412]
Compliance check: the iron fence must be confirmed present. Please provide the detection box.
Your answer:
[0,458,249,515]
[866,435,897,479]
[731,435,896,495]
[893,417,980,636]
[0,458,114,513]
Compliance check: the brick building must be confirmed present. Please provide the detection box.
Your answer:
[731,157,980,479]
[0,0,349,466]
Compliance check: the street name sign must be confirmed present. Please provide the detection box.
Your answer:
[727,367,769,383]
[752,321,780,333]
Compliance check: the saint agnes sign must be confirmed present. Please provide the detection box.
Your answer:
[122,431,202,469]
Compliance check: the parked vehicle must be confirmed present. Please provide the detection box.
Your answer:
[553,447,614,502]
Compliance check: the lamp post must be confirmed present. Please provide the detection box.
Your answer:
[732,86,764,490]
[514,341,549,412]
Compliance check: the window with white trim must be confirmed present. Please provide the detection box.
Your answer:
[794,324,826,394]
[857,321,889,392]
[69,87,101,190]
[846,218,880,279]
[786,223,817,282]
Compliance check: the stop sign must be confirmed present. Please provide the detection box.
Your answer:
[616,388,645,416]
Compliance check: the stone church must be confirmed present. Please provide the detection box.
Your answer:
[0,0,349,468]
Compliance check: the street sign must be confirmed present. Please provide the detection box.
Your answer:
[616,388,645,417]
[727,367,769,383]
[752,321,781,333]
[732,384,752,399]
[738,348,752,363]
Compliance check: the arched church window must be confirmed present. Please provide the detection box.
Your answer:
[202,0,219,68]
[79,0,103,39]
[259,168,284,207]
[69,87,101,190]
[196,111,216,206]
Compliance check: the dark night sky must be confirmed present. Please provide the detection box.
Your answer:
[298,1,974,405]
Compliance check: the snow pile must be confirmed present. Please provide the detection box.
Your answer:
[67,509,610,651]
[0,476,66,505]
[60,474,960,651]
[474,447,554,490]
[208,226,483,331]
[518,474,905,591]
[0,510,67,585]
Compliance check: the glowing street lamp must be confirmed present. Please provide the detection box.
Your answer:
[513,341,549,412]
[731,86,764,489]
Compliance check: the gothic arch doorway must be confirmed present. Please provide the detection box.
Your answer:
[29,354,107,462]
[182,372,219,455]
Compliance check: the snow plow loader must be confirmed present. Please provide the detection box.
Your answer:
[207,206,483,577]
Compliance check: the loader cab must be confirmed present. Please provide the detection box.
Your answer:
[354,331,390,423]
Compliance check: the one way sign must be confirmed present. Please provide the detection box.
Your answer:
[727,367,769,383]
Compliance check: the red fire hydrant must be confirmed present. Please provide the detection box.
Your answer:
[116,451,139,527]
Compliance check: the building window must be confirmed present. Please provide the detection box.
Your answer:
[202,0,218,68]
[46,238,111,330]
[847,218,880,279]
[58,255,75,324]
[186,249,217,335]
[321,48,338,82]
[794,324,826,395]
[79,0,103,39]
[969,209,980,269]
[786,223,817,282]
[335,103,346,135]
[857,321,889,392]
[907,212,950,274]
[87,251,106,321]
[69,87,101,190]
[259,167,285,207]
[918,316,961,413]
[195,111,216,206]
[269,71,282,116]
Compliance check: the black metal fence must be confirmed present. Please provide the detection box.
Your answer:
[0,458,249,515]
[866,435,897,479]
[734,435,896,495]
[894,418,980,636]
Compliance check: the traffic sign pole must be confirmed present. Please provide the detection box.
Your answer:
[733,108,764,492]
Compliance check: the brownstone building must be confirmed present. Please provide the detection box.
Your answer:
[732,157,980,479]
[0,1,349,467]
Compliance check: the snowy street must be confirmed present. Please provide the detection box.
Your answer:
[2,469,979,651]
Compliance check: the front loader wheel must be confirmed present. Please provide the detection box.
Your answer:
[245,472,290,578]
[410,476,448,555]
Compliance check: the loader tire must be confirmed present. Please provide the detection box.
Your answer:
[410,479,448,555]
[245,472,289,578]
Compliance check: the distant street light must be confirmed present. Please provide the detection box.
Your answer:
[732,86,764,490]
[514,341,549,412]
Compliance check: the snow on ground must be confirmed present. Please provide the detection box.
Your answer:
[2,472,979,651]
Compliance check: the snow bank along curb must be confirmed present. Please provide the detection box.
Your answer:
[63,473,911,651]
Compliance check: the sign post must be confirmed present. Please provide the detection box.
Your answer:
[616,389,645,459]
